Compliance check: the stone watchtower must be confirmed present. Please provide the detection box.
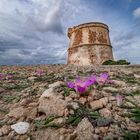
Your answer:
[67,22,113,65]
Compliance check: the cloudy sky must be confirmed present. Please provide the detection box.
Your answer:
[0,0,140,65]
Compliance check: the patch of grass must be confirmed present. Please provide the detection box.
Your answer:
[14,84,30,92]
[2,95,21,103]
[66,106,112,127]
[105,138,111,140]
[89,111,100,119]
[55,85,76,97]
[64,88,76,96]
[29,88,39,96]
[0,107,8,113]
[34,116,60,129]
[122,131,140,140]
[0,83,30,91]
[119,104,134,109]
[13,76,27,80]
[66,103,101,127]
[125,76,138,84]
[35,73,64,84]
[123,107,140,123]
[125,98,138,108]
[119,98,137,109]
[102,59,130,65]
[35,76,48,82]
[0,120,7,127]
[44,123,62,128]
[66,115,82,126]
[67,75,75,79]
[130,108,140,123]
[131,90,140,95]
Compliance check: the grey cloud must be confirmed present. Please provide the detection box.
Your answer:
[0,40,23,48]
[0,0,84,65]
[113,32,136,43]
[133,7,140,18]
[0,0,67,65]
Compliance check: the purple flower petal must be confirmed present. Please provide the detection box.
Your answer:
[88,75,97,83]
[107,80,114,84]
[97,73,109,85]
[82,80,93,87]
[0,73,6,80]
[6,74,13,79]
[89,75,97,80]
[36,69,45,76]
[100,73,108,80]
[67,75,98,94]
[76,77,82,85]
[76,85,86,93]
[67,82,75,88]
[116,94,123,99]
[82,75,96,87]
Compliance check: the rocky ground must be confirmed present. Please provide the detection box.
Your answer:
[0,64,140,140]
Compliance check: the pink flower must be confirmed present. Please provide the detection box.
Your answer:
[67,82,75,89]
[116,94,123,106]
[107,80,114,84]
[5,74,13,80]
[97,73,109,85]
[67,75,97,93]
[35,69,45,76]
[0,73,13,80]
[0,73,5,80]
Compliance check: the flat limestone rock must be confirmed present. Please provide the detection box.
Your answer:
[76,118,94,140]
[8,107,27,119]
[34,128,75,140]
[48,81,64,89]
[11,122,29,134]
[38,88,67,116]
[112,80,126,87]
[90,100,103,110]
[99,108,112,118]
[103,87,118,92]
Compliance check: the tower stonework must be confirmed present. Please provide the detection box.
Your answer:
[67,22,114,65]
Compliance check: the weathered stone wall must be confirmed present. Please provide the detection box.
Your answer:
[67,22,114,65]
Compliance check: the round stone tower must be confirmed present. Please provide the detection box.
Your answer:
[67,22,113,65]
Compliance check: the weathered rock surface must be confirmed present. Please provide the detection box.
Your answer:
[8,107,27,119]
[90,100,103,110]
[134,74,140,79]
[48,81,64,89]
[76,118,94,140]
[34,128,75,140]
[28,76,37,81]
[99,108,112,118]
[103,87,118,92]
[0,125,11,136]
[99,97,108,106]
[112,80,127,87]
[8,106,37,120]
[38,88,67,116]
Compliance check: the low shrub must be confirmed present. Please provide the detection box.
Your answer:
[102,59,130,65]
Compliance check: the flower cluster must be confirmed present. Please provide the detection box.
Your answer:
[67,73,109,94]
[0,73,14,80]
[35,69,45,76]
